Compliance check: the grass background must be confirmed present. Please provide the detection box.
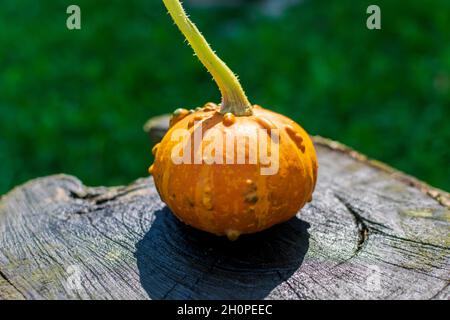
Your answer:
[0,0,449,194]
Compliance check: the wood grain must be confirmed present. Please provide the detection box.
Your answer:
[0,128,449,299]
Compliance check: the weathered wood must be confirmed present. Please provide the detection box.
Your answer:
[143,115,170,145]
[0,123,449,299]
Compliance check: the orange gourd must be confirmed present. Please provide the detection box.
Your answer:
[149,0,318,240]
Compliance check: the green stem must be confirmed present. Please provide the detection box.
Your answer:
[162,0,252,116]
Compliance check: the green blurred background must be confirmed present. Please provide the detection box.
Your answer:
[1,0,449,194]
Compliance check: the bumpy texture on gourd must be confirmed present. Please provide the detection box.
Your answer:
[150,103,317,240]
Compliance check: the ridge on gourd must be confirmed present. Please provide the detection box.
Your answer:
[149,0,318,240]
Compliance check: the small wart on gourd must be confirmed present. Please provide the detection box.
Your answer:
[285,124,306,153]
[148,0,318,240]
[255,116,276,133]
[202,186,213,210]
[244,179,258,204]
[223,113,236,126]
[226,229,241,241]
[152,143,160,156]
[203,102,218,111]
[170,108,190,127]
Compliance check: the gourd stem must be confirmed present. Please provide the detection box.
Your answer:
[162,0,252,116]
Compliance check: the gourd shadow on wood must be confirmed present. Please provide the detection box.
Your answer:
[135,207,310,300]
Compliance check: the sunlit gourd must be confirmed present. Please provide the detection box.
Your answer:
[149,0,318,240]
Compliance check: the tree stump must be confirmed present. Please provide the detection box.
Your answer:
[0,117,449,300]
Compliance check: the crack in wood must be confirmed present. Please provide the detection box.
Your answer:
[374,258,448,282]
[430,283,449,299]
[68,184,148,216]
[161,275,187,300]
[370,227,450,251]
[0,268,26,299]
[69,184,147,207]
[85,215,135,254]
[334,193,370,257]
[276,271,304,300]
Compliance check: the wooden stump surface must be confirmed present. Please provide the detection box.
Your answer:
[0,129,449,299]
